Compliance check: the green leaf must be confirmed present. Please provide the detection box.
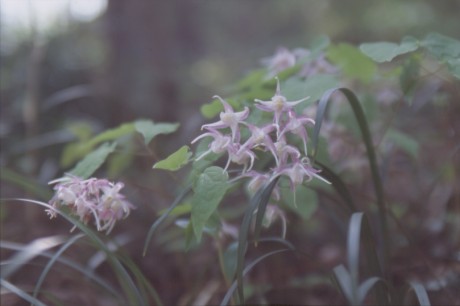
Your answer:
[309,35,331,55]
[359,37,419,63]
[191,166,228,242]
[384,129,419,159]
[134,120,179,145]
[153,145,192,171]
[61,122,137,167]
[200,99,223,119]
[69,142,117,179]
[421,32,460,61]
[447,58,460,79]
[281,185,318,219]
[327,43,377,82]
[282,74,339,103]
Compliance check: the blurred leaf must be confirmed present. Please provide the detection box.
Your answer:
[282,74,339,103]
[191,166,228,242]
[201,99,223,118]
[0,168,52,200]
[281,185,318,219]
[327,43,377,82]
[399,55,421,96]
[223,242,238,281]
[61,122,136,167]
[143,186,192,256]
[134,120,179,145]
[153,145,192,171]
[309,35,331,55]
[69,142,117,179]
[421,32,460,61]
[447,58,460,79]
[359,37,419,63]
[158,203,191,216]
[107,149,134,179]
[384,128,419,159]
[234,69,266,91]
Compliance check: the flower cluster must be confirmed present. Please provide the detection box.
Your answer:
[47,175,134,234]
[192,78,330,199]
[262,47,337,79]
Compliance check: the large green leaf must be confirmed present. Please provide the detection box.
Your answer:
[69,142,117,179]
[134,120,179,145]
[384,128,419,159]
[191,166,228,241]
[61,121,135,167]
[447,58,460,79]
[281,185,318,219]
[359,37,419,63]
[421,32,460,61]
[327,43,377,82]
[282,74,339,103]
[153,145,192,171]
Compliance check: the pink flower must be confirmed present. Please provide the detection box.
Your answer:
[255,78,309,135]
[275,157,330,192]
[279,110,315,155]
[191,129,232,161]
[47,175,134,234]
[202,95,249,142]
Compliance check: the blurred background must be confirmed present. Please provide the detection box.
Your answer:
[1,1,459,305]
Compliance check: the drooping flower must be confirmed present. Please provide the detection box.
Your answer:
[202,95,249,142]
[279,110,315,155]
[239,123,278,164]
[191,129,232,161]
[255,78,309,135]
[47,175,134,234]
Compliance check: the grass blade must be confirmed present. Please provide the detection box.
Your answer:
[1,240,121,300]
[408,282,431,306]
[346,212,388,305]
[221,248,290,306]
[0,279,47,306]
[33,234,85,300]
[358,276,385,304]
[333,264,354,304]
[5,198,146,306]
[1,235,66,279]
[315,161,357,213]
[311,87,388,269]
[143,185,192,256]
[236,176,279,304]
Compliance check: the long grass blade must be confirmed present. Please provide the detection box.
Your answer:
[408,282,431,306]
[5,198,146,306]
[221,248,290,306]
[315,161,357,213]
[311,87,388,270]
[1,240,121,299]
[1,235,66,279]
[33,234,85,300]
[143,185,192,256]
[236,177,279,304]
[346,212,388,305]
[358,276,385,305]
[333,264,354,304]
[0,279,47,306]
